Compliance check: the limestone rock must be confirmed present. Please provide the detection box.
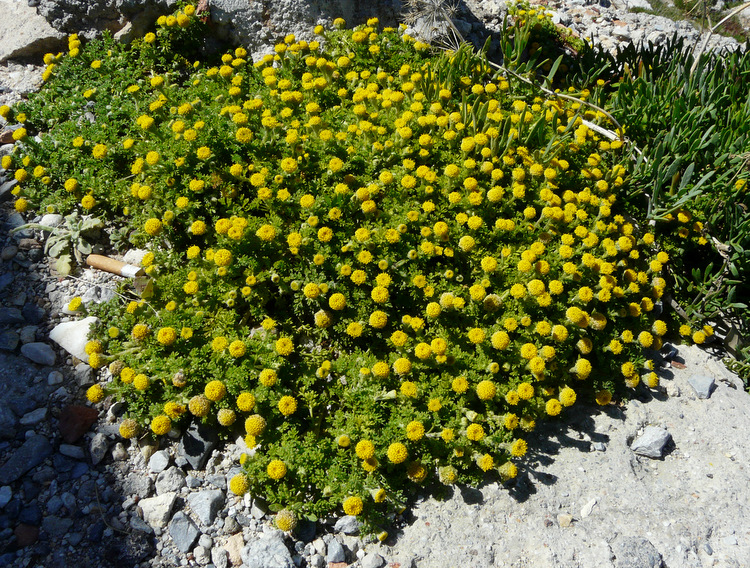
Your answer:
[139,491,177,529]
[49,316,98,363]
[0,0,66,62]
[631,426,672,459]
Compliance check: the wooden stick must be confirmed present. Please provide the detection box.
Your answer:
[86,254,144,278]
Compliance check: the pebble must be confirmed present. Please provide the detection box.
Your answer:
[112,442,129,461]
[156,466,186,495]
[631,426,672,458]
[59,443,86,460]
[688,374,715,399]
[19,342,56,365]
[139,492,177,529]
[0,485,11,508]
[557,513,574,528]
[47,370,64,385]
[89,432,109,465]
[149,449,171,473]
[0,330,19,351]
[242,531,295,568]
[19,406,47,426]
[188,489,225,526]
[169,511,200,553]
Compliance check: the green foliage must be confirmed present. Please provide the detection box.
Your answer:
[3,4,680,532]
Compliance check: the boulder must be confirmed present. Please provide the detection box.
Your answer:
[0,0,66,62]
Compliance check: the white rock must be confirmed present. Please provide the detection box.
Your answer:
[0,0,66,62]
[138,491,177,529]
[49,316,98,363]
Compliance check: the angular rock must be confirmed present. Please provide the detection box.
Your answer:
[0,330,19,351]
[326,538,346,563]
[631,426,672,459]
[139,491,177,529]
[0,485,11,508]
[20,342,56,366]
[0,403,17,439]
[89,433,109,465]
[22,303,45,324]
[74,362,94,386]
[58,404,98,443]
[188,489,225,526]
[59,443,85,460]
[169,511,200,553]
[212,546,229,568]
[241,532,295,568]
[688,374,715,399]
[47,370,64,385]
[0,0,67,62]
[333,515,360,535]
[42,515,73,539]
[123,473,154,499]
[148,449,170,473]
[20,407,47,426]
[49,316,98,363]
[0,434,52,484]
[362,552,385,568]
[612,536,663,568]
[178,421,219,470]
[0,307,24,325]
[155,466,186,495]
[225,532,244,566]
[194,545,211,565]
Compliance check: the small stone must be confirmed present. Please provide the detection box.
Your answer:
[361,552,385,568]
[14,523,39,547]
[580,498,598,518]
[19,407,47,426]
[612,536,662,568]
[49,316,98,363]
[0,486,11,508]
[19,325,37,344]
[557,514,574,527]
[326,538,346,563]
[688,374,715,399]
[0,330,19,351]
[224,532,244,566]
[74,362,94,387]
[309,554,326,568]
[139,438,158,461]
[47,371,64,385]
[333,515,360,535]
[112,442,128,461]
[212,546,229,568]
[89,433,109,465]
[0,273,13,293]
[169,511,200,553]
[21,303,45,324]
[20,342,56,365]
[139,492,177,529]
[241,532,295,568]
[0,435,52,484]
[0,307,24,325]
[0,403,18,439]
[59,444,85,460]
[592,442,606,451]
[188,489,225,526]
[631,426,672,459]
[123,474,154,499]
[722,535,738,546]
[199,534,213,549]
[42,516,73,539]
[195,545,211,566]
[178,421,219,470]
[39,213,63,228]
[58,405,98,443]
[156,466,186,495]
[0,245,17,260]
[148,450,170,473]
[223,515,241,534]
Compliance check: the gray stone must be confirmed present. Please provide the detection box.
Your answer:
[129,514,154,534]
[0,485,11,508]
[123,473,154,499]
[49,316,98,363]
[309,554,326,568]
[42,516,73,539]
[194,545,211,565]
[688,374,715,399]
[612,536,663,568]
[112,442,128,461]
[148,450,171,473]
[0,0,67,62]
[0,307,24,325]
[19,325,38,344]
[59,444,85,460]
[74,362,94,386]
[631,426,672,459]
[61,491,76,513]
[1,245,18,260]
[89,433,109,465]
[187,489,225,526]
[169,511,200,553]
[0,272,14,293]
[362,552,385,568]
[139,491,177,529]
[0,330,19,351]
[22,303,45,324]
[47,370,64,385]
[155,466,186,495]
[199,534,213,549]
[326,538,346,563]
[178,421,219,470]
[211,546,229,568]
[20,342,56,366]
[333,515,360,535]
[241,532,295,568]
[223,515,241,534]
[19,407,47,426]
[0,404,18,439]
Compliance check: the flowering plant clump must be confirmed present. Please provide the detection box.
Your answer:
[4,5,673,530]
